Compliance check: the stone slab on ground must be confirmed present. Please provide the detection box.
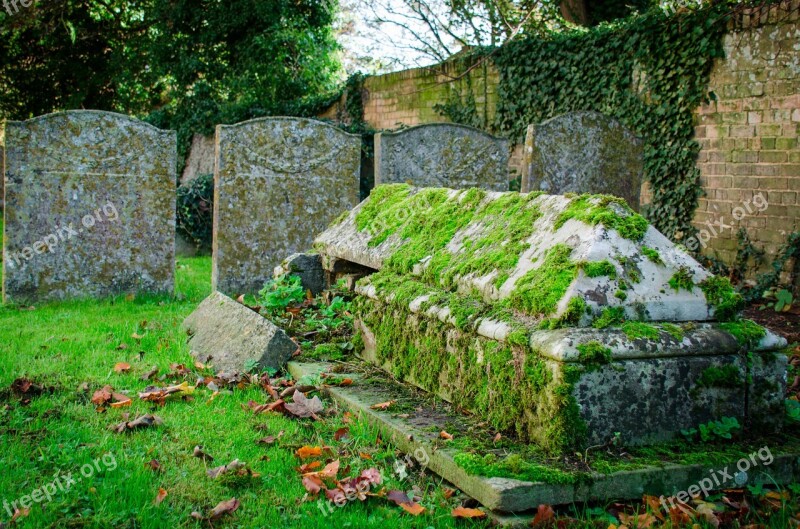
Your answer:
[375,124,510,191]
[212,117,360,295]
[521,111,643,209]
[2,110,176,303]
[288,360,800,515]
[183,291,297,373]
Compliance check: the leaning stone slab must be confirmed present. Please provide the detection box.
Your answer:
[183,291,297,373]
[288,361,800,514]
[2,110,176,303]
[314,184,787,454]
[521,111,643,209]
[213,117,361,295]
[375,124,509,191]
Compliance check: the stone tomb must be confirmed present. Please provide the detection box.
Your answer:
[374,123,509,191]
[2,111,176,303]
[521,111,644,209]
[313,184,786,453]
[213,117,361,295]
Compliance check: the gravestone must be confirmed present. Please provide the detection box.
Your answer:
[2,111,176,303]
[314,184,787,452]
[521,111,643,209]
[213,117,360,295]
[375,123,509,191]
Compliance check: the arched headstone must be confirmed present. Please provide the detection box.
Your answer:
[2,111,176,303]
[375,123,509,191]
[521,111,643,209]
[212,117,361,295]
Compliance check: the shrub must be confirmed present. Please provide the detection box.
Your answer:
[176,173,214,250]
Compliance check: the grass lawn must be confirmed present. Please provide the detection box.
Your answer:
[1,220,798,528]
[0,246,480,528]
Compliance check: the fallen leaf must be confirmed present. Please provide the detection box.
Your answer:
[146,460,162,472]
[296,446,323,459]
[440,430,454,440]
[109,414,163,433]
[343,412,354,424]
[193,446,214,462]
[256,431,284,445]
[619,512,658,529]
[370,400,396,410]
[298,461,322,473]
[207,459,247,479]
[334,427,350,441]
[153,488,168,505]
[452,506,486,518]
[493,432,502,443]
[284,390,324,419]
[91,385,113,406]
[209,497,240,520]
[132,333,144,340]
[443,488,456,499]
[400,502,426,515]
[302,475,323,495]
[10,507,30,522]
[139,382,195,404]
[113,362,131,373]
[303,460,340,480]
[531,504,555,527]
[141,366,159,381]
[359,452,372,460]
[110,393,132,408]
[387,490,412,505]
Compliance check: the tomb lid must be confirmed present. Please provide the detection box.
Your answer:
[315,184,743,327]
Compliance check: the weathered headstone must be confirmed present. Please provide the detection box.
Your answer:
[213,117,361,295]
[183,291,297,373]
[521,111,643,209]
[273,253,326,297]
[2,110,176,303]
[374,123,509,191]
[314,184,787,452]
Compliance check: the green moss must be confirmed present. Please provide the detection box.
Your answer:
[555,195,649,241]
[576,341,612,366]
[620,321,660,340]
[719,319,767,347]
[581,260,617,279]
[592,306,625,329]
[453,453,576,485]
[661,323,685,341]
[668,266,695,292]
[698,365,743,388]
[614,290,627,301]
[507,244,578,317]
[699,276,744,322]
[641,246,663,265]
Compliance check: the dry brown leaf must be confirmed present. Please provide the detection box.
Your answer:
[141,366,159,381]
[146,460,162,472]
[303,460,340,480]
[387,490,412,505]
[439,430,454,440]
[452,506,486,518]
[296,445,323,459]
[443,488,456,499]
[154,488,168,505]
[334,427,350,441]
[302,475,323,495]
[370,400,396,410]
[343,412,354,424]
[619,512,658,529]
[298,461,322,473]
[531,504,555,527]
[91,386,113,406]
[109,414,163,433]
[207,459,247,479]
[132,333,144,340]
[284,390,324,419]
[493,432,502,443]
[400,502,426,515]
[113,362,131,373]
[209,497,240,520]
[359,452,372,460]
[193,445,214,462]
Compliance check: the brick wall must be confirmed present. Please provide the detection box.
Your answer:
[329,3,799,272]
[693,3,799,270]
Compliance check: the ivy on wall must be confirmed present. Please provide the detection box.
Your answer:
[440,6,729,241]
